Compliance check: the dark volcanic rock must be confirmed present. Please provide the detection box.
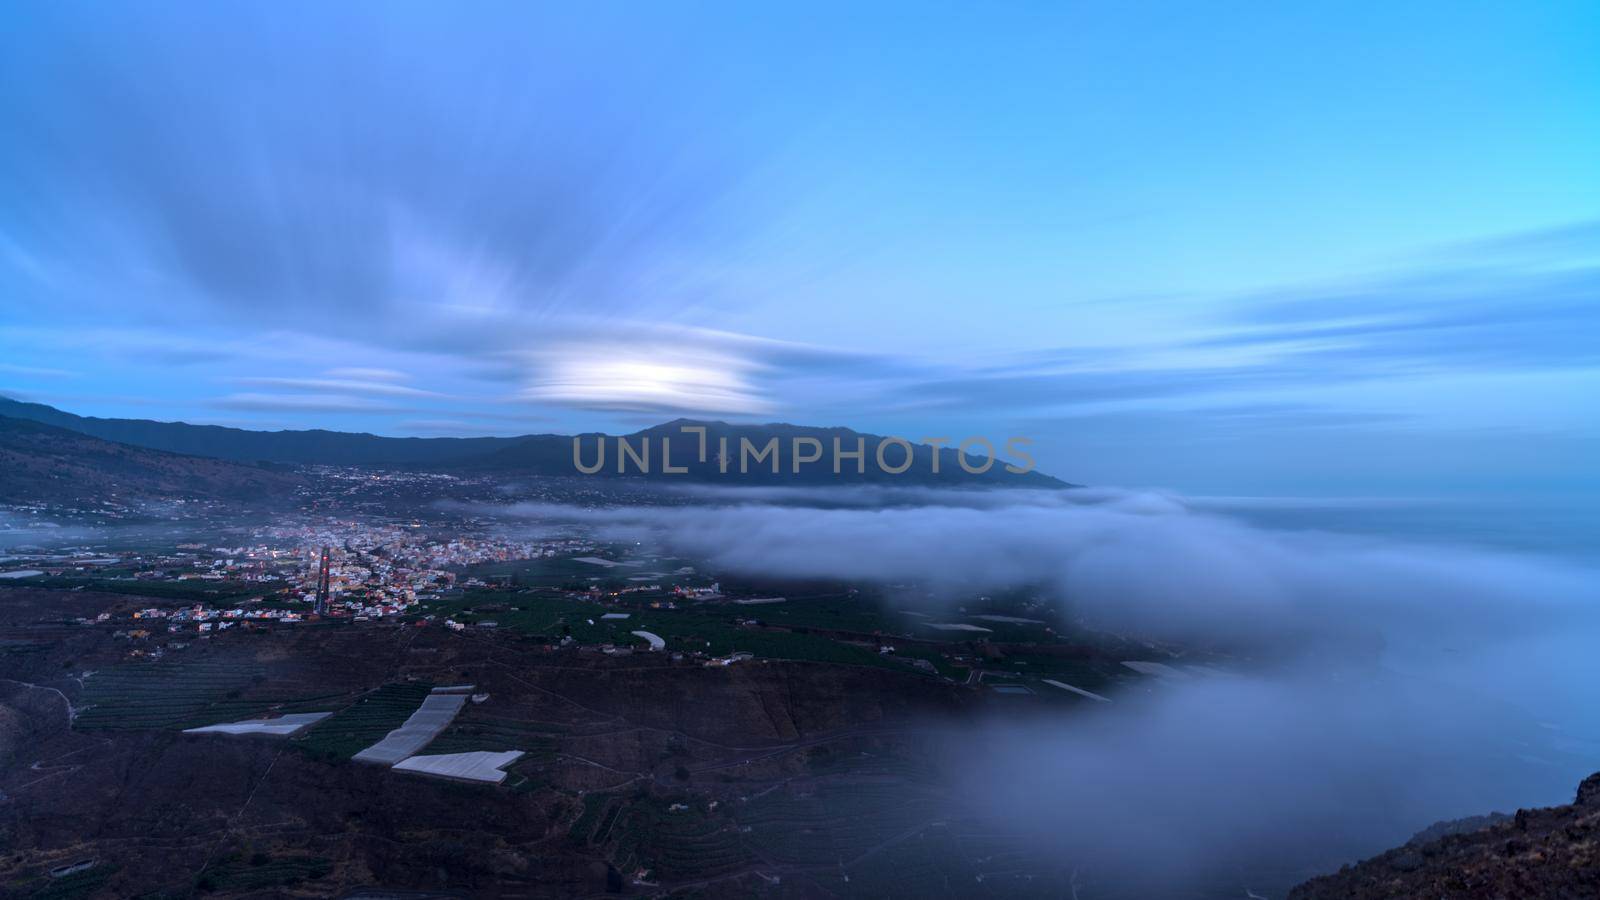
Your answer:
[1291,772,1600,899]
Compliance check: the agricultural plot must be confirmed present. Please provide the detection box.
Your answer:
[423,712,561,757]
[606,799,753,883]
[717,624,903,667]
[457,552,699,593]
[738,782,949,867]
[295,682,433,759]
[911,619,1056,644]
[430,592,911,671]
[949,617,1056,643]
[75,659,341,731]
[801,745,941,783]
[733,593,902,634]
[0,640,50,660]
[432,591,610,634]
[568,792,615,844]
[618,614,898,669]
[10,576,262,604]
[196,855,332,893]
[19,863,117,900]
[888,646,964,679]
[988,653,1139,691]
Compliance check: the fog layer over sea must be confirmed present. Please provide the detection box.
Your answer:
[492,485,1600,897]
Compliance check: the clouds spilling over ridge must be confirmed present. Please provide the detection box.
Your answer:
[487,487,1596,654]
[482,486,1600,893]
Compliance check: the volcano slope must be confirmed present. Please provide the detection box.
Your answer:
[0,585,1104,898]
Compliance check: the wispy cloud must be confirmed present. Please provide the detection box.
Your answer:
[0,363,77,379]
[885,226,1600,418]
[233,376,446,399]
[213,392,412,414]
[323,367,410,383]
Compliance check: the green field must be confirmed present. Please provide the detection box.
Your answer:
[7,576,264,604]
[75,659,344,731]
[988,652,1137,689]
[295,682,432,759]
[733,593,902,633]
[197,855,331,892]
[422,711,561,758]
[429,590,914,671]
[456,551,703,594]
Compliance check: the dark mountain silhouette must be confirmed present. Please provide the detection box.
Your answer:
[0,415,305,505]
[0,395,512,466]
[0,398,1071,487]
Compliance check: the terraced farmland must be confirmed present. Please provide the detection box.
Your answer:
[739,782,949,866]
[198,855,332,892]
[21,863,117,900]
[608,799,753,882]
[568,792,617,844]
[295,681,433,759]
[990,653,1136,690]
[422,711,561,758]
[75,659,342,731]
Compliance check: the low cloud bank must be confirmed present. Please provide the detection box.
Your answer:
[946,665,1594,896]
[487,486,1600,893]
[493,487,1596,656]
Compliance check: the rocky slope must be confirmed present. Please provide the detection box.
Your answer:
[1292,773,1600,898]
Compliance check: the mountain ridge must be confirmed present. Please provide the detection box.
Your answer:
[0,397,1071,487]
[0,414,305,505]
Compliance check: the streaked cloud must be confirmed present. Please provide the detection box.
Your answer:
[889,229,1600,417]
[324,367,410,383]
[0,363,77,379]
[233,376,446,399]
[213,392,412,414]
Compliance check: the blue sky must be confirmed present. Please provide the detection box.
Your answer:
[2,1,1597,495]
